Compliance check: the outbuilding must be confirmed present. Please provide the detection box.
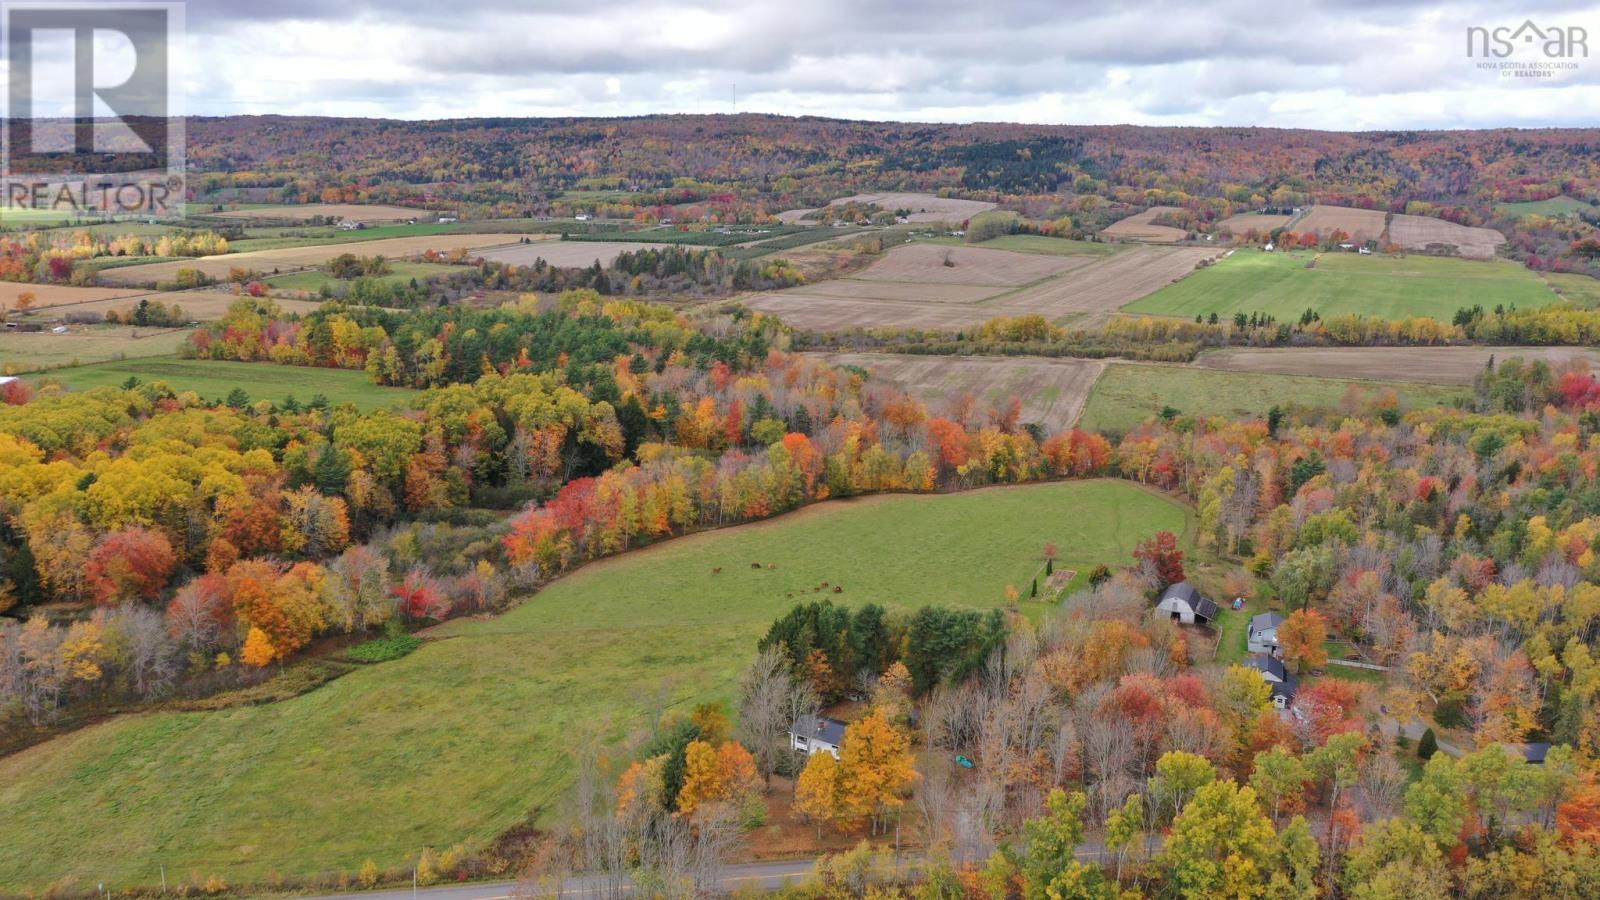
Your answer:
[1155,582,1219,625]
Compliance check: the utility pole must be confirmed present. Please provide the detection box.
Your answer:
[160,865,166,894]
[413,867,418,899]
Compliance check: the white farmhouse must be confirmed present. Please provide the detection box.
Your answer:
[790,714,847,759]
[1248,611,1284,654]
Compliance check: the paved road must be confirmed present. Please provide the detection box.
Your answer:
[303,858,823,900]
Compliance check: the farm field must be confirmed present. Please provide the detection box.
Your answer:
[0,479,1188,889]
[477,240,673,267]
[19,291,323,322]
[1292,205,1387,243]
[1496,196,1592,217]
[1215,213,1292,234]
[0,281,144,310]
[993,246,1217,327]
[1546,272,1600,308]
[1121,250,1559,322]
[811,352,1105,431]
[922,234,1121,258]
[1102,206,1187,242]
[266,262,462,294]
[1194,345,1600,385]
[1077,363,1470,432]
[852,243,1088,286]
[744,243,1212,331]
[208,203,437,223]
[777,192,995,224]
[1387,214,1505,259]
[36,358,415,410]
[0,327,193,373]
[97,234,528,286]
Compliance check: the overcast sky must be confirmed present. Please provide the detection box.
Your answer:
[163,0,1600,128]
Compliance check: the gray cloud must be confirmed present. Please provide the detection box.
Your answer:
[171,0,1600,128]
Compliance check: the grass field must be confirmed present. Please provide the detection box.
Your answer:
[1496,196,1593,218]
[266,261,462,294]
[1545,272,1600,308]
[1078,363,1469,432]
[0,327,193,373]
[1121,250,1559,322]
[0,480,1188,890]
[37,358,415,409]
[924,234,1122,257]
[224,223,480,253]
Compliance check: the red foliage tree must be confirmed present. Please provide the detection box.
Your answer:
[1133,530,1185,587]
[393,568,450,620]
[86,527,178,604]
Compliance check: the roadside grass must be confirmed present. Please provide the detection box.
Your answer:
[0,480,1189,890]
[1121,250,1561,322]
[35,358,414,411]
[1077,363,1470,433]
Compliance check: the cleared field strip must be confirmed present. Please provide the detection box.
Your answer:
[745,243,1214,332]
[0,282,145,309]
[1387,215,1505,259]
[1103,206,1187,243]
[1294,205,1387,243]
[1215,213,1292,234]
[98,234,528,285]
[0,327,193,372]
[777,191,996,224]
[811,352,1104,431]
[1122,250,1557,322]
[1195,346,1600,385]
[1079,362,1471,433]
[990,246,1219,325]
[851,243,1089,286]
[478,240,674,267]
[209,203,436,223]
[41,291,323,321]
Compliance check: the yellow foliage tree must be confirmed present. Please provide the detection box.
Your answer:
[837,710,917,827]
[240,626,277,667]
[794,750,843,836]
[677,739,762,816]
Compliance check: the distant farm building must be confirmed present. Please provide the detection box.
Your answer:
[1155,582,1218,625]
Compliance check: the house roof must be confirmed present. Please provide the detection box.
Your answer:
[1245,654,1288,681]
[1249,612,1284,635]
[1161,582,1220,619]
[1505,742,1553,764]
[792,714,847,747]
